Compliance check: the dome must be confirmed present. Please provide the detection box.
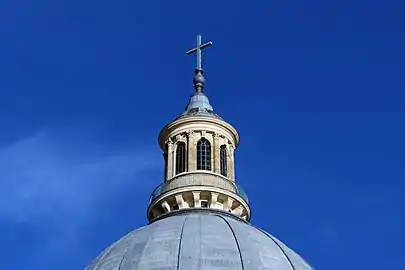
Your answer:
[176,92,223,120]
[86,211,313,270]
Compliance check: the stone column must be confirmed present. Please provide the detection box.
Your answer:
[166,139,174,180]
[175,194,188,209]
[224,197,234,211]
[187,130,196,171]
[192,191,201,207]
[172,142,177,177]
[161,201,171,213]
[213,133,220,174]
[233,205,244,216]
[210,192,219,208]
[229,143,235,181]
[163,151,168,181]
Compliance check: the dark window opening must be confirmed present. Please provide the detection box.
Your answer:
[172,205,179,210]
[220,145,228,177]
[197,138,211,171]
[175,142,187,174]
[201,201,209,208]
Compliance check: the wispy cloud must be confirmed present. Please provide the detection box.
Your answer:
[0,128,159,232]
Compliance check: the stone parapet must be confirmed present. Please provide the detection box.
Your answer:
[150,171,236,202]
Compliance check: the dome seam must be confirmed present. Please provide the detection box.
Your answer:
[134,223,163,269]
[89,232,128,269]
[117,232,139,270]
[176,216,189,270]
[257,228,296,270]
[215,214,245,270]
[117,247,129,270]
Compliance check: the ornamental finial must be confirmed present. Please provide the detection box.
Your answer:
[186,35,212,92]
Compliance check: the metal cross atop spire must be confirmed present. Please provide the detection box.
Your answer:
[186,35,212,70]
[186,35,212,92]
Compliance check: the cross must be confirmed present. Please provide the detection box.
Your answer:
[186,35,213,70]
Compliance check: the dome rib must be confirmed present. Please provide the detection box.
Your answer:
[134,229,153,269]
[126,228,150,270]
[87,235,122,270]
[86,212,314,270]
[176,216,189,270]
[117,245,130,270]
[135,217,183,269]
[117,232,138,270]
[258,228,296,270]
[215,214,245,270]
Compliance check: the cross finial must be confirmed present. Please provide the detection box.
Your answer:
[186,35,212,70]
[186,35,212,92]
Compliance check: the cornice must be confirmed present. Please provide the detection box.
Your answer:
[158,116,239,150]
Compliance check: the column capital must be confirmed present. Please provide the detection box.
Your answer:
[228,140,235,151]
[187,129,195,138]
[166,138,174,146]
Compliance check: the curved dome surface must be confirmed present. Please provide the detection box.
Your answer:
[176,92,223,120]
[86,212,313,270]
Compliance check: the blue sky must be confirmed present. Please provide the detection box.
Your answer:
[0,0,404,269]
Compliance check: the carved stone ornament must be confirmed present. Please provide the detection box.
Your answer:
[176,134,182,142]
[228,140,234,151]
[201,130,206,138]
[166,138,173,146]
[187,129,195,138]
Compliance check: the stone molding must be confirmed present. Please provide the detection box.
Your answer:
[155,171,236,201]
[147,186,250,222]
[158,117,239,151]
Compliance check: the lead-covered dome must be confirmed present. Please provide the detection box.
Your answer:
[175,91,223,120]
[86,211,313,270]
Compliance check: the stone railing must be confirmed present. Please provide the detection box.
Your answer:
[150,171,249,203]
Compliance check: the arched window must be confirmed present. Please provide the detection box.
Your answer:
[197,138,211,171]
[220,145,228,177]
[175,142,186,174]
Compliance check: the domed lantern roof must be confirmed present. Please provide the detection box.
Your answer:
[176,91,222,120]
[86,212,313,270]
